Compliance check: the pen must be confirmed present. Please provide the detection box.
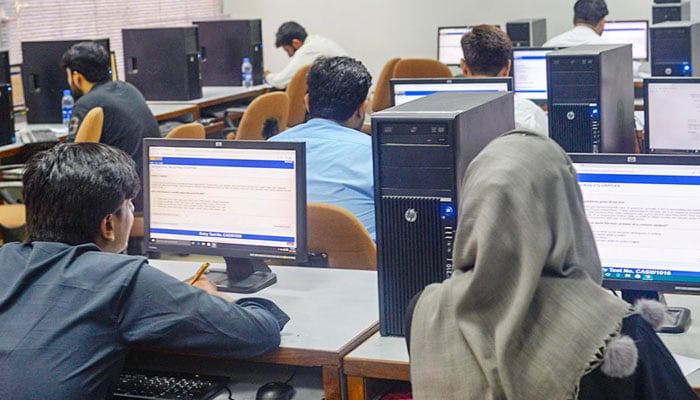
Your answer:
[189,262,210,285]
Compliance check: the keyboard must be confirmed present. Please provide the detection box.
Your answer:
[113,368,230,400]
[17,128,59,144]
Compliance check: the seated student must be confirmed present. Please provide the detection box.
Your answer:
[461,25,548,135]
[544,0,609,47]
[407,132,696,400]
[0,143,289,399]
[264,21,348,90]
[268,56,375,240]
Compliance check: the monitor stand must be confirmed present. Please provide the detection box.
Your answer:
[205,257,277,293]
[621,290,691,334]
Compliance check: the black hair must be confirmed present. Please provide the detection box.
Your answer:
[60,41,111,83]
[275,21,308,47]
[306,56,372,121]
[23,142,140,245]
[574,0,609,26]
[460,25,512,76]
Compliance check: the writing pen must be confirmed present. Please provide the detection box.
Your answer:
[189,262,210,285]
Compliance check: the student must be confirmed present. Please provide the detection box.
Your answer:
[0,143,289,399]
[461,25,548,135]
[544,0,609,47]
[407,132,696,400]
[268,56,375,240]
[264,21,348,90]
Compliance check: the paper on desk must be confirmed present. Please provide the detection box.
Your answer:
[673,353,700,377]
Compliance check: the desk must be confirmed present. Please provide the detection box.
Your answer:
[148,103,200,122]
[148,85,269,111]
[344,294,700,400]
[148,260,379,400]
[0,123,67,160]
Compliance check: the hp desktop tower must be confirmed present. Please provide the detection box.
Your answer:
[122,27,202,101]
[194,19,264,86]
[506,18,547,47]
[372,92,515,336]
[547,44,635,153]
[22,39,110,123]
[650,21,700,76]
[0,83,14,145]
[653,2,691,23]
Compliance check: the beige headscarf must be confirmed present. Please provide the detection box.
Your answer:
[409,132,630,400]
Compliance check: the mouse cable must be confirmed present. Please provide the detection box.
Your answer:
[284,366,299,385]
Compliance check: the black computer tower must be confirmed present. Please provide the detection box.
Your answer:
[0,50,10,86]
[0,83,14,145]
[22,39,110,123]
[194,19,264,86]
[372,92,515,337]
[122,27,202,101]
[650,21,700,76]
[547,44,635,153]
[506,18,547,47]
[652,2,690,23]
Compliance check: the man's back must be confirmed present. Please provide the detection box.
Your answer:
[543,25,608,48]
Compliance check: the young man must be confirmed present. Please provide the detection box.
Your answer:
[0,143,288,399]
[268,56,375,240]
[461,25,549,135]
[543,0,609,47]
[264,21,348,89]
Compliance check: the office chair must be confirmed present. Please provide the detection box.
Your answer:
[285,64,312,128]
[226,92,290,140]
[307,203,377,270]
[0,204,26,244]
[371,57,402,113]
[392,58,452,79]
[74,106,104,143]
[165,122,206,139]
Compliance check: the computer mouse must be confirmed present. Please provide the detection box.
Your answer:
[255,381,295,400]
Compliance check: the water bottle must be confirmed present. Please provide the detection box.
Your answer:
[241,57,253,88]
[61,89,74,128]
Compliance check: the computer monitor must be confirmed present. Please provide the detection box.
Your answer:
[10,65,26,113]
[437,26,471,66]
[390,77,512,106]
[570,153,700,332]
[601,20,649,60]
[644,77,700,154]
[143,138,308,293]
[511,47,556,105]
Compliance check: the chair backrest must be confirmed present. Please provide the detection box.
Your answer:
[236,92,290,140]
[285,64,312,128]
[166,122,206,139]
[307,203,377,270]
[371,57,402,113]
[0,204,26,243]
[392,58,452,79]
[74,106,104,143]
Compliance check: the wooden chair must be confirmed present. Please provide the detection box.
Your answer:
[392,58,452,79]
[0,204,26,244]
[371,57,402,113]
[228,92,290,140]
[285,64,312,128]
[307,203,376,270]
[166,122,206,139]
[74,106,104,142]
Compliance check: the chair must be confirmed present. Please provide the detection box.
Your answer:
[285,64,312,128]
[307,203,376,270]
[0,204,26,244]
[227,92,290,140]
[371,57,402,113]
[165,122,206,139]
[74,106,104,143]
[392,58,452,79]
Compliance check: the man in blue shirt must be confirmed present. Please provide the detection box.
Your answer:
[0,143,289,399]
[269,56,375,240]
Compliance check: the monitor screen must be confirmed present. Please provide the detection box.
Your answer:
[10,65,26,113]
[437,26,471,66]
[644,77,700,154]
[390,77,512,106]
[511,47,555,104]
[143,138,307,293]
[570,153,700,299]
[601,20,649,60]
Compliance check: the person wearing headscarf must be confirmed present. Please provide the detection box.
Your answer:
[407,131,696,400]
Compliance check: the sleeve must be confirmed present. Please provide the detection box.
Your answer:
[116,264,286,359]
[265,52,310,89]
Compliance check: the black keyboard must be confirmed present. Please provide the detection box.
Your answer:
[113,368,230,400]
[18,128,59,143]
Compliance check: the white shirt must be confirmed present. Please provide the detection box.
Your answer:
[514,95,549,136]
[265,34,348,89]
[543,25,608,48]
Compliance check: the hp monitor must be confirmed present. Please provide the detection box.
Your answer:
[645,77,700,153]
[390,77,512,106]
[511,47,556,105]
[143,138,307,293]
[601,20,650,61]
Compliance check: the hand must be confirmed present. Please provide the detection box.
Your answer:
[192,275,233,302]
[264,70,271,77]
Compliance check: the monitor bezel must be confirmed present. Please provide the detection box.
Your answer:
[510,46,558,106]
[643,77,700,154]
[389,77,513,107]
[602,19,650,61]
[437,25,471,66]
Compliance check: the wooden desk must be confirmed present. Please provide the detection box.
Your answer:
[149,261,379,400]
[344,294,700,400]
[148,85,269,111]
[148,103,200,122]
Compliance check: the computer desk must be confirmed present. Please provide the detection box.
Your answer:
[343,294,700,400]
[147,260,379,400]
[148,85,269,111]
[148,103,200,122]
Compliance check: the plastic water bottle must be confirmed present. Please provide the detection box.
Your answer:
[61,89,74,128]
[241,57,253,88]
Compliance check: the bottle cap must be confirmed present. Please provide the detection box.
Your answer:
[63,89,72,96]
[243,57,251,63]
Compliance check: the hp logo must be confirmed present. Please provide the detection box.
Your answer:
[404,208,418,223]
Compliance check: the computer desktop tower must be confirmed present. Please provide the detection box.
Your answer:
[22,39,110,123]
[372,92,515,336]
[652,2,690,23]
[0,50,10,85]
[122,27,202,101]
[650,21,700,76]
[547,44,635,153]
[506,18,547,47]
[194,19,264,86]
[0,83,14,145]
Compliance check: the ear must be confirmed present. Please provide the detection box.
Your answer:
[595,18,606,35]
[497,60,512,77]
[357,99,368,118]
[291,38,304,49]
[95,214,116,248]
[304,93,310,113]
[460,59,472,76]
